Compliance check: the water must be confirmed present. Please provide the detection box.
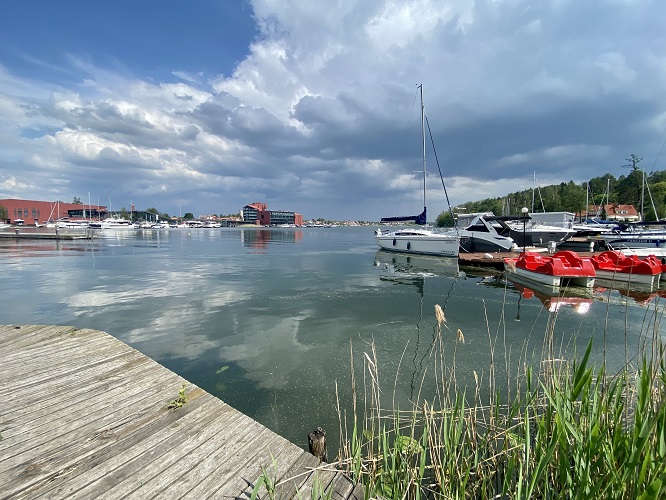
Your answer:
[2,227,664,455]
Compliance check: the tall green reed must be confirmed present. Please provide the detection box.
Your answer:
[337,286,666,499]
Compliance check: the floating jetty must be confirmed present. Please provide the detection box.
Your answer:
[0,325,361,499]
[0,229,92,240]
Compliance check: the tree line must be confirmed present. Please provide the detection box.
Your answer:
[436,154,666,226]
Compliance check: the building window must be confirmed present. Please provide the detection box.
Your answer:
[32,209,37,217]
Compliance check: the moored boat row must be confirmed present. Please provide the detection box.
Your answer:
[504,249,666,289]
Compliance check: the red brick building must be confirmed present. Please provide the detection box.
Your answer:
[0,198,107,225]
[241,202,303,226]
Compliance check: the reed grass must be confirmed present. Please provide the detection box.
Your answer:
[335,292,666,499]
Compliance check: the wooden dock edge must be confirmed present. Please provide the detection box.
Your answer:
[0,325,363,499]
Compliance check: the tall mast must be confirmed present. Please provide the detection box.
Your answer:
[640,169,645,221]
[531,171,535,213]
[585,182,589,222]
[419,84,426,217]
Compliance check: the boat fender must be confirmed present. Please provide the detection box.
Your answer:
[407,242,411,250]
[393,238,396,246]
[483,253,493,259]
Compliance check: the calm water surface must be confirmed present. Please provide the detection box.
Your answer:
[2,227,664,454]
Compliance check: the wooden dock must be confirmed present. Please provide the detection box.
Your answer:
[0,325,361,499]
[0,231,92,240]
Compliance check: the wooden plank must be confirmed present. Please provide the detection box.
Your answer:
[0,346,139,396]
[0,325,53,346]
[0,332,116,370]
[192,430,303,499]
[124,416,276,499]
[271,452,322,499]
[21,393,226,499]
[83,403,252,499]
[0,325,85,351]
[0,326,361,499]
[0,358,156,443]
[2,355,155,425]
[0,350,148,417]
[0,367,185,474]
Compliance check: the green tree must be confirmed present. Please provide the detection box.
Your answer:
[72,196,82,204]
[558,181,586,215]
[616,154,644,207]
[0,204,7,222]
[436,211,454,227]
[588,173,616,203]
[146,207,159,215]
[183,212,194,220]
[119,208,130,220]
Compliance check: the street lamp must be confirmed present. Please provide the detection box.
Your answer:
[521,207,529,254]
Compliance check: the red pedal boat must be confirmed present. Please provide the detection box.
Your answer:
[589,251,662,287]
[504,250,596,288]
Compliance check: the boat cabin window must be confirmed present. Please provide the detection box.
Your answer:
[468,223,489,233]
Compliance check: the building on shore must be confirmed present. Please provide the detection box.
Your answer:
[241,202,303,226]
[601,204,640,222]
[0,198,107,225]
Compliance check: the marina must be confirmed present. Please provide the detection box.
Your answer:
[0,325,361,499]
[1,226,664,472]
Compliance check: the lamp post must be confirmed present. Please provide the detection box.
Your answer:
[521,207,529,255]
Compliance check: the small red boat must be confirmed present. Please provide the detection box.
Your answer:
[589,251,662,287]
[504,250,596,288]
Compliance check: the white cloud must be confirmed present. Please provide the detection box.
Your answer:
[0,0,665,219]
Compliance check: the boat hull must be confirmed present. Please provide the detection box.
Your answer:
[459,233,515,253]
[505,264,595,288]
[602,233,666,249]
[593,270,658,286]
[590,251,662,286]
[504,251,596,288]
[375,231,459,258]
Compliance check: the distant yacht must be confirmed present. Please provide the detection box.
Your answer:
[89,217,133,230]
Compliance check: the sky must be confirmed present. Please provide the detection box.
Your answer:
[0,0,665,221]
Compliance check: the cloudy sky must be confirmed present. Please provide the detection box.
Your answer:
[0,0,664,221]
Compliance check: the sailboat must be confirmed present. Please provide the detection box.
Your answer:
[375,85,460,258]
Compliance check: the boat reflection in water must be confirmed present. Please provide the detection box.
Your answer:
[593,278,665,307]
[507,272,665,312]
[373,249,462,280]
[506,273,594,315]
[373,249,464,399]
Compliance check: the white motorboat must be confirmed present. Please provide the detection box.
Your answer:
[455,212,519,253]
[505,212,576,245]
[89,217,134,229]
[52,218,90,228]
[600,222,666,249]
[375,85,459,258]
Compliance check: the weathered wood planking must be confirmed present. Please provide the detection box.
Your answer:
[0,325,362,499]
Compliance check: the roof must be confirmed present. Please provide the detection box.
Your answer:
[603,204,639,217]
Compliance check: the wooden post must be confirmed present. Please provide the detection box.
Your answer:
[308,426,327,463]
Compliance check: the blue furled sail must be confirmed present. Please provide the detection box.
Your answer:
[381,207,426,225]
